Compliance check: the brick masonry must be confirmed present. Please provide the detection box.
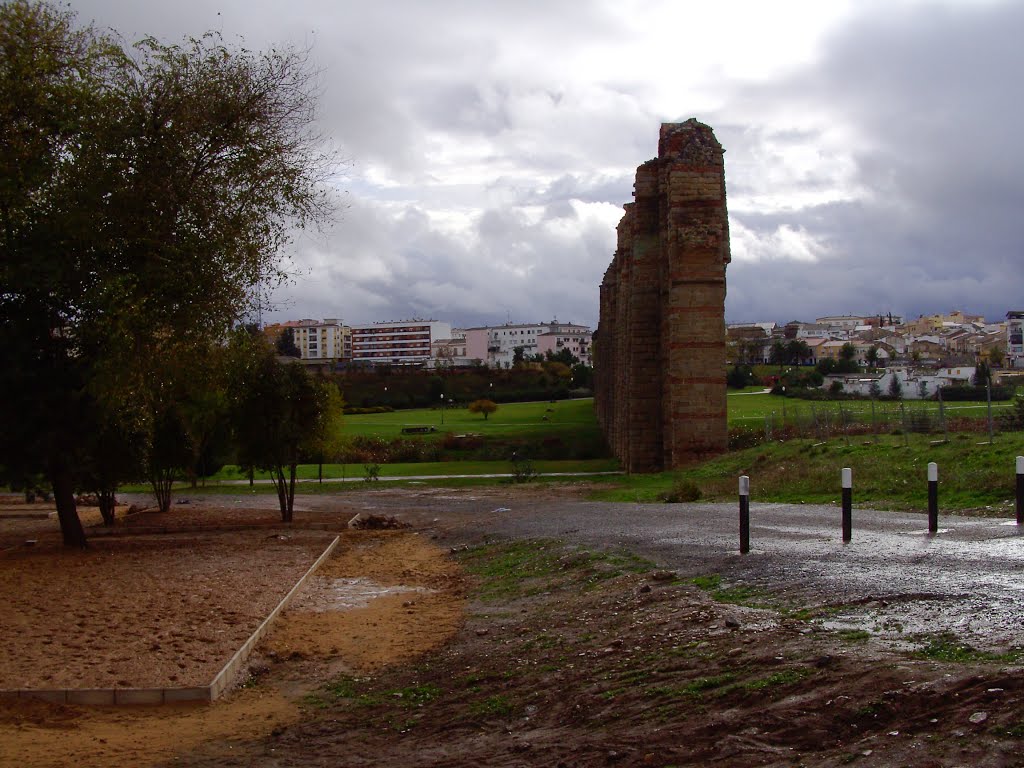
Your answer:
[595,120,730,472]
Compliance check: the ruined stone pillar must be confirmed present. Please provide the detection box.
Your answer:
[595,119,730,472]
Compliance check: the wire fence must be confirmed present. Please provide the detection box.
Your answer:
[729,397,1019,450]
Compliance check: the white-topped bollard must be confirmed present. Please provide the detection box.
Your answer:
[739,475,750,554]
[842,467,853,543]
[928,462,939,533]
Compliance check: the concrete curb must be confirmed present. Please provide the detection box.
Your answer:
[2,534,341,706]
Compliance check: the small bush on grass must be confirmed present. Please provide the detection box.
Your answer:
[661,478,702,503]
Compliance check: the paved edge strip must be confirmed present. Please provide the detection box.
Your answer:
[2,534,342,706]
[207,534,341,700]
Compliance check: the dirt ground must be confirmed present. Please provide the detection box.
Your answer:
[0,498,465,768]
[2,488,1024,767]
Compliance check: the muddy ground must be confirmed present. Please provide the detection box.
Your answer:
[3,485,1024,767]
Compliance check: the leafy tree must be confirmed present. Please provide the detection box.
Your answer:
[229,339,334,521]
[307,384,346,483]
[973,361,992,387]
[512,346,527,367]
[468,399,498,420]
[865,346,880,370]
[545,347,580,366]
[542,360,572,381]
[275,328,302,358]
[786,339,811,365]
[0,2,329,545]
[769,341,787,368]
[816,358,838,376]
[888,375,903,399]
[726,364,755,390]
[570,363,594,389]
[78,400,148,525]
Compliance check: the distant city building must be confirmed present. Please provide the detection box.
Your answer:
[536,329,592,365]
[1008,311,1024,369]
[484,320,591,368]
[264,318,351,362]
[350,320,451,366]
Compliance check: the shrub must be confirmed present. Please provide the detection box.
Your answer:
[467,399,498,420]
[662,479,702,503]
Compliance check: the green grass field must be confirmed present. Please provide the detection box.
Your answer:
[592,430,1024,511]
[726,390,1013,428]
[141,392,1024,512]
[341,397,601,441]
[342,391,1011,439]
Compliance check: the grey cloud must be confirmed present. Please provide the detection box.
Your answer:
[719,1,1024,323]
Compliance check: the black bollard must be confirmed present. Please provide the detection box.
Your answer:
[739,475,750,554]
[928,462,938,533]
[842,467,852,543]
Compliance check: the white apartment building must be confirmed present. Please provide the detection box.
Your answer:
[1008,311,1024,369]
[485,321,591,368]
[350,320,452,366]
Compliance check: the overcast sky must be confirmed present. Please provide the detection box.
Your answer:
[72,0,1023,329]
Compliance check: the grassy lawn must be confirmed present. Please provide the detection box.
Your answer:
[592,430,1024,511]
[121,393,1024,512]
[727,390,1013,427]
[341,397,601,442]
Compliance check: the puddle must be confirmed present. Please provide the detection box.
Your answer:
[300,577,433,612]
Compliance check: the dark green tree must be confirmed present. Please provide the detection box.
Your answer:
[835,343,861,374]
[865,345,880,370]
[973,361,992,387]
[228,338,335,521]
[0,2,330,545]
[275,328,302,358]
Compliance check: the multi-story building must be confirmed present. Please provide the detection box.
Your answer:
[294,318,349,361]
[350,320,451,366]
[264,319,351,362]
[536,328,592,365]
[1008,311,1024,369]
[484,320,591,368]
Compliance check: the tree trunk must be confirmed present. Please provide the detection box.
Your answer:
[285,462,297,522]
[97,488,117,526]
[150,470,173,513]
[271,466,289,521]
[50,459,87,548]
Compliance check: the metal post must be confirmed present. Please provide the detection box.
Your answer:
[739,475,750,554]
[928,462,939,533]
[986,381,994,444]
[842,467,852,543]
[1016,456,1024,526]
[938,385,946,441]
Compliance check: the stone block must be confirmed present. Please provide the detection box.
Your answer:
[115,688,165,705]
[68,688,116,706]
[164,686,211,703]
